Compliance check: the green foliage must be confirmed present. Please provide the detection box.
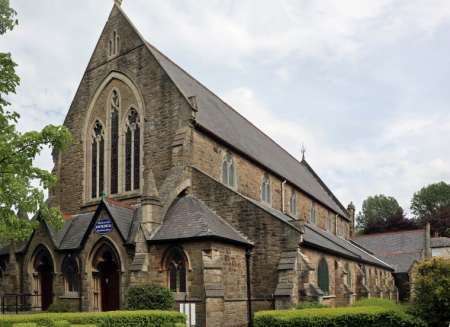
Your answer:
[356,194,414,234]
[411,182,450,221]
[50,321,70,327]
[126,284,175,310]
[11,324,37,327]
[47,300,77,313]
[175,324,185,327]
[295,301,328,310]
[413,257,450,327]
[254,306,426,327]
[0,0,18,35]
[0,311,185,327]
[352,298,400,309]
[0,0,72,245]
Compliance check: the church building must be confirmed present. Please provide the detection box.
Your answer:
[0,4,396,327]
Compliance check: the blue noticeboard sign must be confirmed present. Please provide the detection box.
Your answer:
[95,218,113,235]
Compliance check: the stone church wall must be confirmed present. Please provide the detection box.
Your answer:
[191,130,351,239]
[190,167,302,313]
[52,6,194,215]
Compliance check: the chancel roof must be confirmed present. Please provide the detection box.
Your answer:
[352,229,426,273]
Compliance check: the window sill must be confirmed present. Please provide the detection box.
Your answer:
[322,295,336,299]
[59,294,80,299]
[82,192,141,208]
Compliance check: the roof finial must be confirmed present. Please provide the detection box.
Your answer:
[114,0,123,7]
[301,143,306,161]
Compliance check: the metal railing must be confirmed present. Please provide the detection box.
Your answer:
[1,293,42,314]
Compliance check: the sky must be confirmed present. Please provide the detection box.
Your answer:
[3,0,450,214]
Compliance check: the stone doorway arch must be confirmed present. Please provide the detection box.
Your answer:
[91,242,121,311]
[32,246,54,311]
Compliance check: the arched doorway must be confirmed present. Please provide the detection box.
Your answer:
[32,247,54,311]
[92,243,121,311]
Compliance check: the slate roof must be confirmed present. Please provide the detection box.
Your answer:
[0,199,137,256]
[150,196,253,247]
[0,241,28,256]
[145,41,348,219]
[304,223,392,270]
[352,229,426,273]
[431,237,450,248]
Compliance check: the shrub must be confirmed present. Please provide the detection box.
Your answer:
[353,298,399,309]
[47,300,77,313]
[12,324,37,327]
[50,321,70,327]
[126,284,175,310]
[413,257,450,327]
[295,301,328,310]
[0,310,185,327]
[254,306,426,327]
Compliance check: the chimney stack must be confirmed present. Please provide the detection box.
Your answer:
[425,223,432,258]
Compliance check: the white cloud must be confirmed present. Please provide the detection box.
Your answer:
[3,0,450,216]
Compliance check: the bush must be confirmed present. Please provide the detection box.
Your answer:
[126,284,175,310]
[254,306,426,327]
[413,257,450,327]
[47,300,77,313]
[295,301,328,310]
[0,310,185,327]
[12,324,37,327]
[50,322,70,327]
[353,298,399,309]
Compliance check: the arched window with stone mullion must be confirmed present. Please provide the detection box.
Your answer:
[110,90,120,195]
[124,108,141,192]
[222,151,236,188]
[91,121,105,199]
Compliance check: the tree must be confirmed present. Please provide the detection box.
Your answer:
[357,194,415,234]
[0,0,71,245]
[413,258,450,327]
[424,206,450,238]
[411,182,450,225]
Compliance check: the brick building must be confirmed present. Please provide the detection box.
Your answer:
[0,4,396,326]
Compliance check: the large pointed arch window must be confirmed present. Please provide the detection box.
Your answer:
[110,90,120,194]
[166,248,187,293]
[91,121,105,199]
[318,257,329,295]
[125,108,141,192]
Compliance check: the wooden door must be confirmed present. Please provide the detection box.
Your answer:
[99,260,120,311]
[39,264,53,311]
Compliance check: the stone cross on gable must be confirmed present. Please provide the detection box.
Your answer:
[114,0,123,6]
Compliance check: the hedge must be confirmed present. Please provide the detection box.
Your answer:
[0,311,185,327]
[254,306,426,327]
[126,285,175,310]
